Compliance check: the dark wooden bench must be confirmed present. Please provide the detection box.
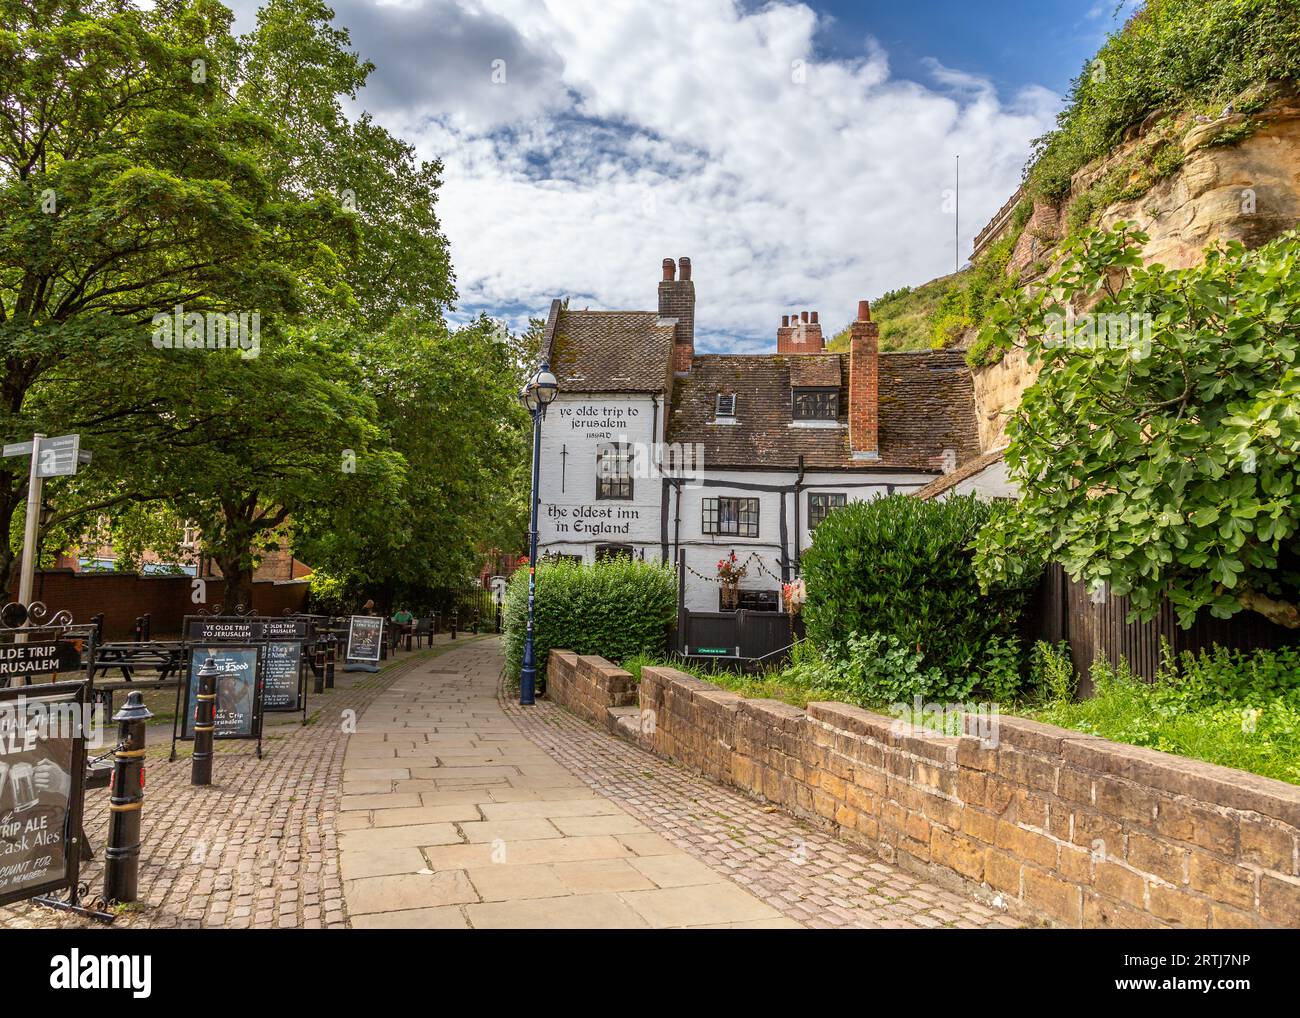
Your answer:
[88,641,187,683]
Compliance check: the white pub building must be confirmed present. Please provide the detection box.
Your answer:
[535,257,985,612]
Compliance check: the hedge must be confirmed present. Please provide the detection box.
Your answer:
[800,494,1038,682]
[502,557,677,683]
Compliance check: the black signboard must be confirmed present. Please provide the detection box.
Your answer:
[185,617,307,642]
[182,616,307,714]
[0,681,89,908]
[0,641,82,683]
[262,640,302,711]
[344,616,383,672]
[180,645,263,741]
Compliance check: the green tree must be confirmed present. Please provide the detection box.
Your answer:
[974,223,1300,629]
[295,313,529,605]
[0,0,352,584]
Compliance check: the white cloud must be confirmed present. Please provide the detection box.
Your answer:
[240,0,1065,351]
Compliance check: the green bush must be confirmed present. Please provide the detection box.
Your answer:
[1033,644,1300,785]
[1025,0,1300,203]
[801,494,1039,692]
[502,558,677,683]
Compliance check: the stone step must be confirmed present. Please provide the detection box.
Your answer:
[605,705,649,749]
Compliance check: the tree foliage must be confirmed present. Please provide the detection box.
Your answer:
[974,223,1300,629]
[1,0,528,606]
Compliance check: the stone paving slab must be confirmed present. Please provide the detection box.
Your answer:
[337,638,1020,929]
[336,639,789,928]
[0,635,484,929]
[497,642,1024,930]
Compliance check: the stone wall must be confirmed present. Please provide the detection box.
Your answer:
[546,650,639,726]
[589,659,1300,928]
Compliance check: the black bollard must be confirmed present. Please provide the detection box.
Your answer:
[104,691,152,904]
[132,615,144,642]
[450,609,458,640]
[495,604,502,634]
[191,656,218,786]
[325,635,336,689]
[313,638,325,695]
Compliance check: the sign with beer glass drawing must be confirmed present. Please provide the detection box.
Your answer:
[0,682,89,907]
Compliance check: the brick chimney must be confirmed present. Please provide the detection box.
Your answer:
[659,256,695,375]
[777,310,824,353]
[848,300,879,458]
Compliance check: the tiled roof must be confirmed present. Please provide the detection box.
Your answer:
[545,307,676,393]
[789,354,841,388]
[913,446,1008,500]
[667,350,981,471]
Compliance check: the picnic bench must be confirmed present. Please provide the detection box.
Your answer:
[88,640,187,684]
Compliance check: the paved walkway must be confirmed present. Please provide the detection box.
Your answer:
[0,636,474,929]
[340,638,1015,928]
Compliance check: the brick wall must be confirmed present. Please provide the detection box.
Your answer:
[597,659,1300,928]
[13,570,309,639]
[1009,199,1061,276]
[546,650,638,725]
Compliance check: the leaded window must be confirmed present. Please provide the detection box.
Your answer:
[793,388,838,420]
[702,496,759,537]
[808,492,846,529]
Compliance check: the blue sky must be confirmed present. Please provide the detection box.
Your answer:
[813,1,1131,97]
[222,0,1141,351]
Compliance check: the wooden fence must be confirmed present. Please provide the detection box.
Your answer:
[1030,562,1298,690]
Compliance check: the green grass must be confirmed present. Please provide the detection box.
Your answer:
[827,272,966,353]
[625,640,1300,785]
[1028,645,1300,786]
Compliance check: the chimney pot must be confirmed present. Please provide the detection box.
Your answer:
[857,300,871,322]
[800,311,809,323]
[781,315,789,327]
[662,258,675,281]
[811,311,819,325]
[678,256,692,281]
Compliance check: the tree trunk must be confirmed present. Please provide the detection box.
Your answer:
[1238,590,1300,629]
[216,553,254,613]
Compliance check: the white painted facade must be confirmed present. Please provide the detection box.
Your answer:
[536,399,940,609]
[930,457,1017,501]
[536,392,666,562]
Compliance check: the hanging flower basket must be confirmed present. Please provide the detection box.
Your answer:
[716,552,747,611]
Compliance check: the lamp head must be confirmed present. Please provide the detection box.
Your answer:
[534,362,558,405]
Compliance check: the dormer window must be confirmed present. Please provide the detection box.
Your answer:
[793,387,837,421]
[715,393,737,418]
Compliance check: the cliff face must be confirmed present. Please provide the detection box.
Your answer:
[971,96,1300,452]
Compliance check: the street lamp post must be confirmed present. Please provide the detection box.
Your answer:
[518,360,558,706]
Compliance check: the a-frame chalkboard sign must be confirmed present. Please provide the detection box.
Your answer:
[0,680,106,921]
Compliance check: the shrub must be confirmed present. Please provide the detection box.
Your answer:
[801,494,1039,688]
[1025,0,1300,203]
[1033,644,1300,784]
[1029,640,1077,702]
[502,558,677,683]
[307,570,352,616]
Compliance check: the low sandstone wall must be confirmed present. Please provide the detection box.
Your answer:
[559,653,1300,929]
[546,650,638,726]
